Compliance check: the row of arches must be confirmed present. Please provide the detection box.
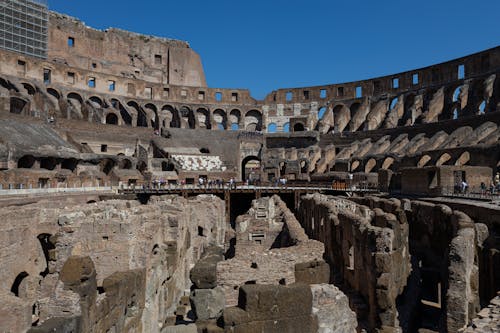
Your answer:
[52,89,265,131]
[349,151,474,174]
[316,76,498,133]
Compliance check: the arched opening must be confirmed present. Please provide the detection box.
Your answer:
[106,113,119,125]
[452,86,462,102]
[11,272,29,297]
[40,157,57,170]
[128,101,148,127]
[137,161,147,173]
[196,108,211,129]
[365,158,377,173]
[318,107,327,119]
[244,110,262,131]
[418,155,432,167]
[478,100,486,114]
[119,159,132,170]
[47,88,60,100]
[100,159,115,175]
[67,93,83,104]
[455,151,470,166]
[242,156,261,182]
[332,104,350,132]
[351,160,360,172]
[230,109,241,128]
[267,123,277,133]
[390,97,398,110]
[293,123,305,132]
[436,153,452,166]
[180,106,195,129]
[162,105,180,128]
[111,99,132,125]
[213,109,227,130]
[283,123,290,132]
[200,148,210,154]
[61,158,77,172]
[22,83,36,95]
[89,96,104,108]
[10,97,27,114]
[18,155,35,169]
[381,157,395,170]
[144,103,158,129]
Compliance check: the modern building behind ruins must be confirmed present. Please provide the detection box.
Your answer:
[0,1,499,332]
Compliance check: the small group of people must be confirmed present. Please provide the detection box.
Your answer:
[479,172,500,195]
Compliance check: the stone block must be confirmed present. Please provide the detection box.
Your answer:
[190,286,225,321]
[294,259,330,284]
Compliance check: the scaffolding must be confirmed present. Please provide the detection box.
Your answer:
[0,0,48,59]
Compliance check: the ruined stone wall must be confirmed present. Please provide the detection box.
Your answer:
[298,194,411,332]
[348,196,491,333]
[0,194,225,333]
[51,12,205,88]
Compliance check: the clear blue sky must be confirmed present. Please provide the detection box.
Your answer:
[49,0,500,100]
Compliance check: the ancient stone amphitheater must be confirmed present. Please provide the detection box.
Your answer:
[0,1,498,333]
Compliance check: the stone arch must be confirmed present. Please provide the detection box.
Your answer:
[365,158,377,173]
[88,96,104,108]
[381,157,395,170]
[47,88,60,100]
[293,122,305,132]
[230,109,241,127]
[68,92,86,120]
[244,110,262,131]
[67,92,83,104]
[106,113,119,125]
[128,101,147,127]
[11,272,29,297]
[119,159,132,169]
[455,151,470,166]
[100,158,115,175]
[144,103,158,129]
[180,106,195,129]
[161,105,180,128]
[332,104,350,132]
[418,155,432,167]
[196,107,211,129]
[436,153,452,166]
[111,99,132,125]
[137,161,147,173]
[242,155,261,182]
[10,97,28,114]
[22,82,36,95]
[351,160,360,172]
[213,109,227,130]
[18,155,36,168]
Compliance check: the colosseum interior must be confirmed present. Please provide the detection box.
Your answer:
[0,1,499,332]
